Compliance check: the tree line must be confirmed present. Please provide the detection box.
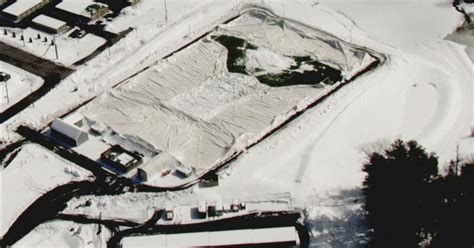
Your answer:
[362,139,473,247]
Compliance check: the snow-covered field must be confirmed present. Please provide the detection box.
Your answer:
[80,9,376,175]
[12,220,110,248]
[63,1,473,246]
[1,0,473,247]
[0,27,106,66]
[0,144,93,237]
[0,61,43,112]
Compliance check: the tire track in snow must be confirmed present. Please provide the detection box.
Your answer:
[295,58,390,183]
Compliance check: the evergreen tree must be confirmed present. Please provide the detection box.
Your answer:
[362,140,438,247]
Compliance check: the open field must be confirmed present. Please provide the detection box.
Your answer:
[0,144,92,237]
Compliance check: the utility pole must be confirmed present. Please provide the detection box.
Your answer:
[3,79,9,104]
[282,3,285,18]
[164,0,168,23]
[53,36,59,60]
[21,31,25,47]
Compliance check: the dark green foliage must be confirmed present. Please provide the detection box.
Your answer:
[429,162,474,247]
[257,56,342,87]
[363,139,474,247]
[212,35,342,87]
[213,35,256,74]
[362,140,438,247]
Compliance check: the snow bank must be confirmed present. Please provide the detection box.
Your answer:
[244,47,295,75]
[0,144,92,237]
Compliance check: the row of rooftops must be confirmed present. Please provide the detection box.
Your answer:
[1,0,112,33]
[49,113,195,185]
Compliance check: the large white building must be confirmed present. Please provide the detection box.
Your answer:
[2,0,47,22]
[120,226,299,247]
[51,118,89,147]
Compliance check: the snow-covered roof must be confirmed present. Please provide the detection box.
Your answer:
[62,112,84,126]
[2,0,42,17]
[121,227,298,247]
[51,118,88,142]
[56,0,107,17]
[116,153,135,165]
[32,15,67,30]
[56,0,93,15]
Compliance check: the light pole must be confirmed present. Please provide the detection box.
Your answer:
[164,0,168,23]
[3,78,9,104]
[53,36,59,60]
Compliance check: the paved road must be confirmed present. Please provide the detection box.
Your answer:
[0,42,74,123]
[0,42,72,79]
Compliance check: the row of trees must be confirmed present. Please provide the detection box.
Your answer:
[362,140,473,247]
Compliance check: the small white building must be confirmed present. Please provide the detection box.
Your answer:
[51,118,89,147]
[2,0,45,22]
[32,15,68,34]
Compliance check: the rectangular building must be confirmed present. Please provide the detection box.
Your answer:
[120,226,299,247]
[2,0,44,23]
[51,118,89,147]
[32,14,68,34]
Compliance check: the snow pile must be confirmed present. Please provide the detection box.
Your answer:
[81,9,376,173]
[244,47,295,75]
[0,144,92,237]
[217,10,377,79]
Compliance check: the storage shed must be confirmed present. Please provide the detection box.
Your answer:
[32,15,68,34]
[51,118,89,147]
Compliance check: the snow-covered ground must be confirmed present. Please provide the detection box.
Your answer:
[0,61,43,112]
[0,0,239,143]
[1,0,473,247]
[12,220,110,248]
[105,0,212,33]
[0,144,93,237]
[63,191,293,223]
[61,1,473,246]
[0,27,106,66]
[80,9,375,177]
